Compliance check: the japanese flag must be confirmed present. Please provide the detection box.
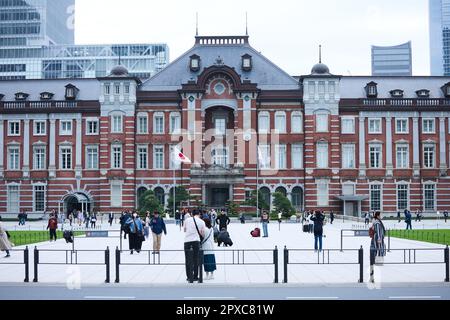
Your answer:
[173,147,191,164]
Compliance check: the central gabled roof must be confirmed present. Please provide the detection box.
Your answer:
[140,35,300,91]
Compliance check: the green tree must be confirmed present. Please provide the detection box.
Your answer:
[138,190,164,215]
[166,186,191,214]
[271,192,295,218]
[226,200,240,216]
[242,190,269,212]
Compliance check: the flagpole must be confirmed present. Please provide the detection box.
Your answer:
[256,138,259,219]
[173,159,176,218]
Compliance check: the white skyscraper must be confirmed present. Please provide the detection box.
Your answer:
[430,0,450,75]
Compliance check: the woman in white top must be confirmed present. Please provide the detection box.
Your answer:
[201,218,216,280]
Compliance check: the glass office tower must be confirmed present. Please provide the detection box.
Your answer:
[430,0,450,76]
[371,42,413,76]
[0,0,75,47]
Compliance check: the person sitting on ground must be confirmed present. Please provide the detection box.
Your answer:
[217,227,233,247]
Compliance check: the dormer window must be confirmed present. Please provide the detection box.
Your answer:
[416,89,430,98]
[390,89,404,98]
[242,54,252,71]
[65,84,79,100]
[40,92,54,100]
[365,82,378,98]
[189,54,200,72]
[15,92,29,101]
[441,82,450,98]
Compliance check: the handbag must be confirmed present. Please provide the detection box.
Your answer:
[193,217,204,242]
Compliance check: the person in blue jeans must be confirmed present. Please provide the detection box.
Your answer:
[261,212,269,237]
[310,211,325,252]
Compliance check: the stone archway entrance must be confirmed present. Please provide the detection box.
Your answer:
[61,193,92,215]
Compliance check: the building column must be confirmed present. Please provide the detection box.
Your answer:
[440,117,447,176]
[229,184,234,204]
[385,117,393,177]
[358,117,366,177]
[202,184,207,206]
[412,117,420,177]
[0,118,4,177]
[75,118,82,178]
[23,119,30,177]
[49,119,56,178]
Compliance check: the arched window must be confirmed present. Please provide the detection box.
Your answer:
[258,112,270,133]
[275,186,287,197]
[274,111,286,133]
[154,187,165,206]
[291,111,303,133]
[291,187,304,210]
[260,187,271,207]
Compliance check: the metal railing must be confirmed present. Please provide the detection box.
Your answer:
[283,246,364,283]
[32,246,110,283]
[114,246,279,284]
[369,246,449,283]
[0,247,29,282]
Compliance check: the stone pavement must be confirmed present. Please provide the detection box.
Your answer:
[0,218,449,285]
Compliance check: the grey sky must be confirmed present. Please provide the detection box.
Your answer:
[75,0,429,76]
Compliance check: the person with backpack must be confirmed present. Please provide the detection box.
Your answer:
[201,218,216,280]
[149,211,167,254]
[310,211,325,252]
[370,211,386,265]
[404,209,412,230]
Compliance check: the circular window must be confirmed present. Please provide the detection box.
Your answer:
[214,83,226,95]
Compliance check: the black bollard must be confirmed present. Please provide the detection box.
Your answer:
[273,246,278,284]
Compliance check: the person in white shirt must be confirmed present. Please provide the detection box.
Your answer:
[184,209,206,283]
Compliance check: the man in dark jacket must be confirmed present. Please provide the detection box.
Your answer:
[444,210,448,223]
[216,211,230,231]
[404,209,412,230]
[108,212,114,226]
[150,211,167,254]
[310,211,325,252]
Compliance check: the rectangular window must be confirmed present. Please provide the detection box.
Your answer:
[316,143,328,168]
[316,114,328,132]
[424,185,436,211]
[341,117,355,134]
[317,181,329,206]
[215,118,226,135]
[115,84,120,95]
[111,183,122,207]
[111,115,122,133]
[342,184,355,196]
[7,185,20,213]
[137,116,148,134]
[33,147,46,170]
[275,144,286,169]
[291,144,303,169]
[424,145,435,168]
[396,145,409,168]
[369,144,382,168]
[291,113,303,133]
[275,113,286,133]
[397,184,408,211]
[34,120,46,135]
[86,120,99,135]
[104,84,110,95]
[60,120,72,135]
[8,121,20,136]
[86,146,98,170]
[8,147,20,170]
[60,147,72,169]
[258,144,271,169]
[170,114,181,134]
[112,145,122,169]
[258,114,269,133]
[33,185,45,212]
[154,145,164,169]
[368,119,382,134]
[137,146,148,169]
[396,119,408,134]
[370,185,382,211]
[154,115,164,134]
[423,119,435,133]
[342,144,355,169]
[125,84,130,94]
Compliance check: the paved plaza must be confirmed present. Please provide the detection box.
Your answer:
[0,218,449,287]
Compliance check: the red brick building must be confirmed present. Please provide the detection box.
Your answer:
[1,35,450,217]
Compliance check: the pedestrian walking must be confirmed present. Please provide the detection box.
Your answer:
[84,212,90,228]
[330,211,334,224]
[404,209,412,230]
[261,211,269,237]
[47,215,58,241]
[143,212,150,240]
[215,211,230,231]
[310,210,325,252]
[364,212,370,225]
[201,218,216,280]
[124,212,144,254]
[0,222,12,257]
[150,211,167,254]
[175,210,181,227]
[90,213,97,229]
[308,213,314,233]
[108,212,114,226]
[184,209,205,283]
[370,211,386,265]
[397,211,401,223]
[444,210,449,223]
